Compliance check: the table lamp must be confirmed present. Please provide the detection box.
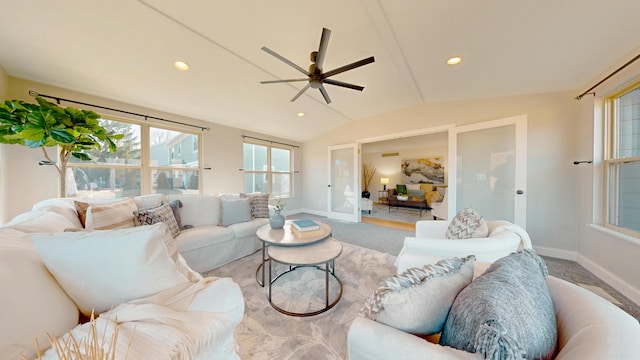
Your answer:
[380,177,389,191]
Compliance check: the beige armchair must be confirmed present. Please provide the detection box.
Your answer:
[430,188,448,220]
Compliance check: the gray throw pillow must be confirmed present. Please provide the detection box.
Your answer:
[165,199,184,230]
[440,249,557,360]
[133,204,181,238]
[359,256,475,336]
[221,197,251,226]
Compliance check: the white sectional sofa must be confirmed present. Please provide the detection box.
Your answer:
[0,192,269,359]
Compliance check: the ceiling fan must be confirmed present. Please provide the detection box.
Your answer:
[260,28,375,104]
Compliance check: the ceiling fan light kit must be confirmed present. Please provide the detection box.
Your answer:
[260,27,375,104]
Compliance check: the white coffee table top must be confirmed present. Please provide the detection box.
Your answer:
[268,237,343,266]
[256,220,331,246]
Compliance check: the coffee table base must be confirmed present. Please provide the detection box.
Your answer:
[268,262,343,317]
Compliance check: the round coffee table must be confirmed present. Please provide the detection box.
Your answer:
[255,220,331,286]
[267,237,343,317]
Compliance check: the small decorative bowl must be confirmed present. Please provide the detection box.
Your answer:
[397,195,409,201]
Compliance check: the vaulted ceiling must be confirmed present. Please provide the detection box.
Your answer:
[1,1,639,142]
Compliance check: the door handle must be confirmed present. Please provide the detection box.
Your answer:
[516,190,524,195]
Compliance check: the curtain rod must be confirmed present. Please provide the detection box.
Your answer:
[29,90,210,131]
[575,53,640,100]
[241,135,299,148]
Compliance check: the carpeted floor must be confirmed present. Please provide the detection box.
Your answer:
[205,241,395,360]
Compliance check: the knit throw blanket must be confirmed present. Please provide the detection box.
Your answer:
[41,277,234,359]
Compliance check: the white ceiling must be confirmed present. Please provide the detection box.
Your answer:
[1,1,639,142]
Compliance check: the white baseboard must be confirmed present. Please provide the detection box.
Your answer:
[576,254,640,306]
[534,245,577,261]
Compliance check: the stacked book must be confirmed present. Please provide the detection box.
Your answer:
[291,219,324,238]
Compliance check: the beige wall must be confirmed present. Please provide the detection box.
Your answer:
[2,77,303,220]
[0,65,8,223]
[303,90,582,252]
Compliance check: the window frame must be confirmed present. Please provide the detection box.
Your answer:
[66,114,203,197]
[242,140,293,197]
[603,80,640,238]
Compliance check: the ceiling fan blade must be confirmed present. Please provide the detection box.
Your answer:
[318,83,332,104]
[260,78,309,84]
[290,83,311,102]
[315,28,331,71]
[324,79,364,91]
[323,56,375,78]
[261,47,309,76]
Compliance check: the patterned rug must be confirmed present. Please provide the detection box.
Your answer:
[204,242,396,360]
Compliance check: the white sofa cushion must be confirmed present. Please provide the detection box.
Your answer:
[174,225,235,252]
[227,218,269,239]
[168,194,221,227]
[0,232,79,359]
[3,209,79,233]
[31,223,191,316]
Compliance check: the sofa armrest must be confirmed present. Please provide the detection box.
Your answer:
[395,233,521,272]
[348,317,481,360]
[547,276,640,359]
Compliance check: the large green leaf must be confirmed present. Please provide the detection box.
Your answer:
[50,129,76,144]
[25,139,46,148]
[71,152,92,161]
[20,128,45,141]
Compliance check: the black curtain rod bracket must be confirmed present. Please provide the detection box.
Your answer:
[573,160,593,165]
[29,90,210,131]
[241,134,299,148]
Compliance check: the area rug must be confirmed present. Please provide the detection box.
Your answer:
[363,203,432,224]
[203,242,396,360]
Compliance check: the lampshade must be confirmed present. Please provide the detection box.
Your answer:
[380,177,389,185]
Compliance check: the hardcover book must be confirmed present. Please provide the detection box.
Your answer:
[291,226,325,238]
[292,219,320,231]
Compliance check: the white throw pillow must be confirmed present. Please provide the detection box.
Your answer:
[84,198,138,230]
[31,223,190,316]
[445,208,489,239]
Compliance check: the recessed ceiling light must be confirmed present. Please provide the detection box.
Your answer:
[297,112,305,117]
[446,57,462,65]
[174,61,189,71]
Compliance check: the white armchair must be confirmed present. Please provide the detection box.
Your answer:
[395,220,532,273]
[430,188,448,220]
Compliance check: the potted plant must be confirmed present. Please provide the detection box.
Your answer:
[362,163,376,198]
[0,97,123,197]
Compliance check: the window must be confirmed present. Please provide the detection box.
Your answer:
[243,142,292,197]
[605,82,640,236]
[67,117,201,198]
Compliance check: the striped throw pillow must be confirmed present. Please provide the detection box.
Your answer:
[85,198,137,230]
